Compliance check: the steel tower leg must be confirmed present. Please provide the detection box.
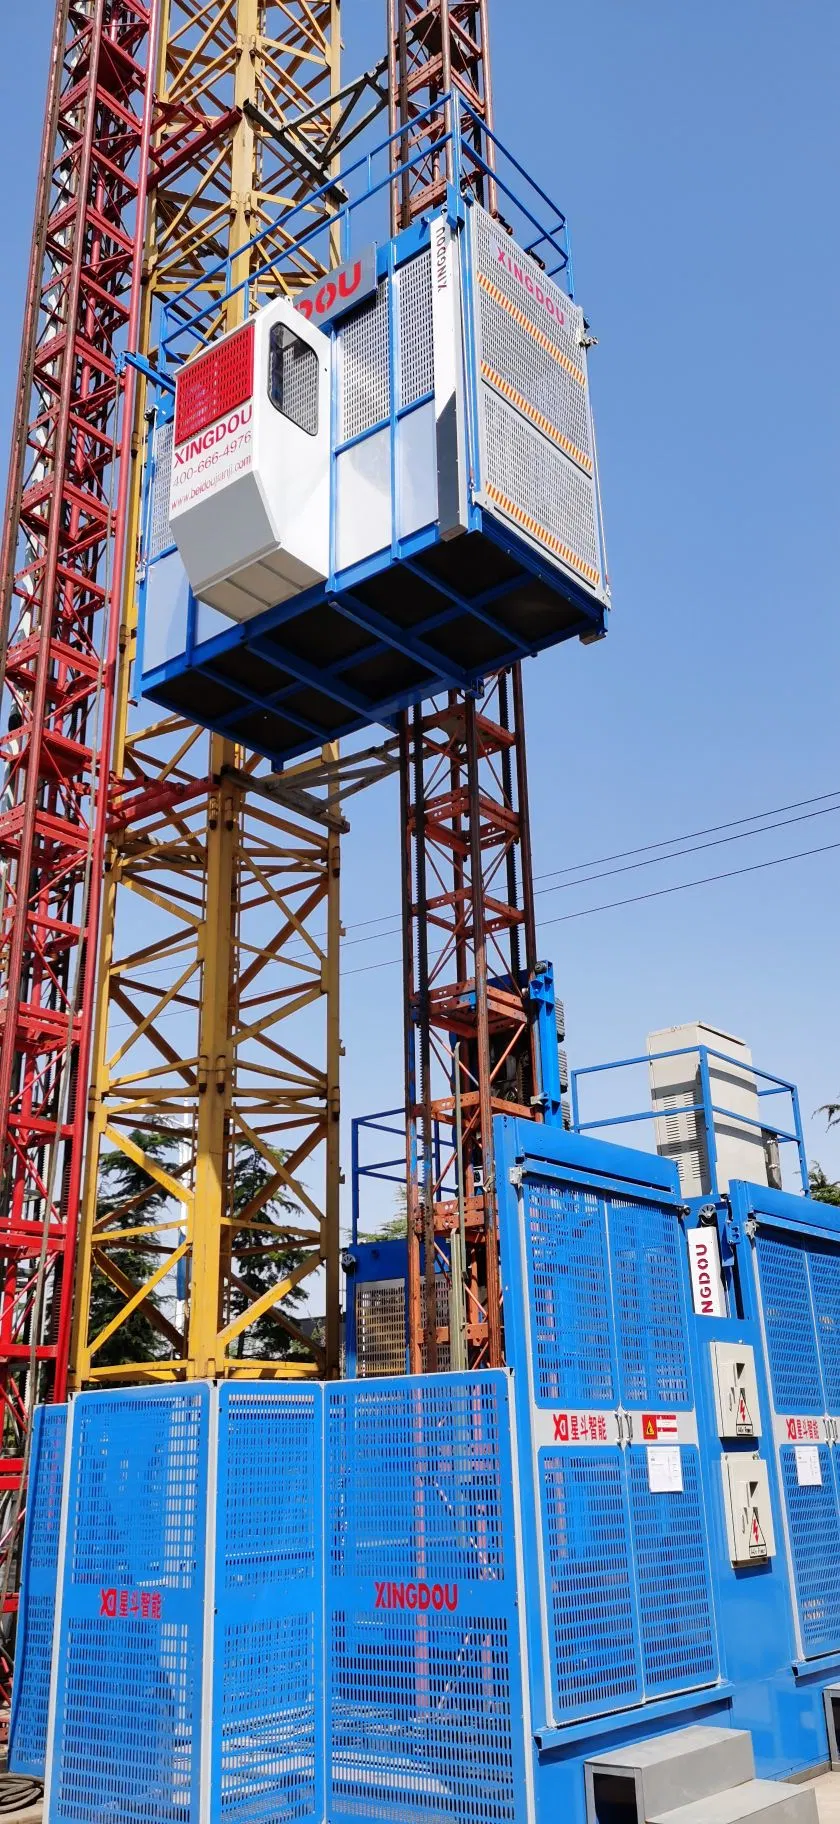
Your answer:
[70,0,344,1391]
[390,0,540,1371]
[0,0,156,1698]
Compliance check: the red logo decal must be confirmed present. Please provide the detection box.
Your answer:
[373,1580,458,1612]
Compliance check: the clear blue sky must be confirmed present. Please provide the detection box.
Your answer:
[2,2,838,1214]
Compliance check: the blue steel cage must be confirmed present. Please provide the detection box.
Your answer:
[136,94,609,767]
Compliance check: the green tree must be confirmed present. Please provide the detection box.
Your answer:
[810,1163,840,1207]
[90,1128,180,1367]
[225,1142,312,1359]
[90,1130,311,1366]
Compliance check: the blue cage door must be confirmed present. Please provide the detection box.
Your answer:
[45,1385,211,1824]
[754,1227,840,1658]
[509,1159,718,1728]
[324,1372,530,1824]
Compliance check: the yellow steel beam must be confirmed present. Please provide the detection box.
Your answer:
[70,0,343,1389]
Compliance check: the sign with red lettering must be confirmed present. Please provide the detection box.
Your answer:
[295,246,377,328]
[373,1580,458,1612]
[785,1416,821,1442]
[552,1411,609,1444]
[642,1413,678,1441]
[99,1587,163,1620]
[687,1229,726,1317]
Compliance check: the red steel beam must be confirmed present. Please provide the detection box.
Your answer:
[390,0,539,1373]
[0,0,158,1701]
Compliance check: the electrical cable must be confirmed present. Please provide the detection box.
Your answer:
[340,837,840,977]
[0,1776,42,1814]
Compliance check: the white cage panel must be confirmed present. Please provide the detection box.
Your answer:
[480,389,601,589]
[398,251,434,409]
[337,280,391,442]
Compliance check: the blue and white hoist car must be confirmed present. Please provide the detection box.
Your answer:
[138,163,609,762]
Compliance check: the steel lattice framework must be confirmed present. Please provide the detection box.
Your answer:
[389,0,540,1372]
[0,0,342,1694]
[0,0,156,1694]
[70,0,343,1392]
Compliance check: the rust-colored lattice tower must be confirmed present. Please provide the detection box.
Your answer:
[388,0,540,1373]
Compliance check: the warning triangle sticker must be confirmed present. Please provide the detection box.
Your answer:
[749,1506,766,1557]
[736,1389,753,1434]
[643,1415,657,1440]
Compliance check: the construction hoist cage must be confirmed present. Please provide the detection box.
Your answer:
[139,196,609,764]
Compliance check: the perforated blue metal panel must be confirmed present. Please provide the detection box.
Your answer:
[212,1386,322,1824]
[806,1246,840,1413]
[49,1386,209,1824]
[523,1180,615,1406]
[627,1446,717,1694]
[540,1449,641,1720]
[9,1404,67,1776]
[609,1196,691,1409]
[779,1444,840,1656]
[756,1235,823,1415]
[325,1372,527,1824]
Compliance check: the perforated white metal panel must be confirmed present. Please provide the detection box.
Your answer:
[355,1274,451,1377]
[148,421,174,560]
[356,1283,406,1378]
[398,251,434,408]
[481,390,601,588]
[468,205,605,597]
[337,281,391,442]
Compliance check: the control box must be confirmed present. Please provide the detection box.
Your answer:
[720,1454,776,1565]
[710,1340,761,1439]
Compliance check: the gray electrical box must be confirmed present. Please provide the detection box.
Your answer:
[721,1455,775,1565]
[710,1340,761,1439]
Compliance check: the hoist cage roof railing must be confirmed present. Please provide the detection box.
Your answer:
[570,1044,809,1199]
[158,90,573,370]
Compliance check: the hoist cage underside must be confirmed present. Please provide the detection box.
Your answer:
[141,517,602,767]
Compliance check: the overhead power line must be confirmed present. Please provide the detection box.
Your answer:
[341,837,840,978]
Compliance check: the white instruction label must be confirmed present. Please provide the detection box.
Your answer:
[647,1446,683,1494]
[795,1445,822,1487]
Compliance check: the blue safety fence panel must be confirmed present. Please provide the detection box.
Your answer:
[626,1446,718,1695]
[608,1195,692,1411]
[48,1385,209,1824]
[9,1404,67,1776]
[325,1372,528,1824]
[778,1445,840,1657]
[212,1385,323,1824]
[540,1449,641,1720]
[523,1179,615,1406]
[805,1246,840,1413]
[756,1235,823,1415]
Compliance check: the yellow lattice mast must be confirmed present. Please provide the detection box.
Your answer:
[70,0,344,1388]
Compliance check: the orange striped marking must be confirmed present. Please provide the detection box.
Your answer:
[478,271,586,385]
[484,483,600,586]
[481,362,593,473]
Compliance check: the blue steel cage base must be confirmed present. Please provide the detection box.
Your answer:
[141,509,605,767]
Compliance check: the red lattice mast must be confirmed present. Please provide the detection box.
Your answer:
[0,0,156,1685]
[389,0,540,1374]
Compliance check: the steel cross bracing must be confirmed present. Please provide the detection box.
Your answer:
[401,676,539,1373]
[70,0,344,1392]
[0,0,156,1697]
[387,0,495,227]
[0,0,344,1693]
[390,0,540,1372]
